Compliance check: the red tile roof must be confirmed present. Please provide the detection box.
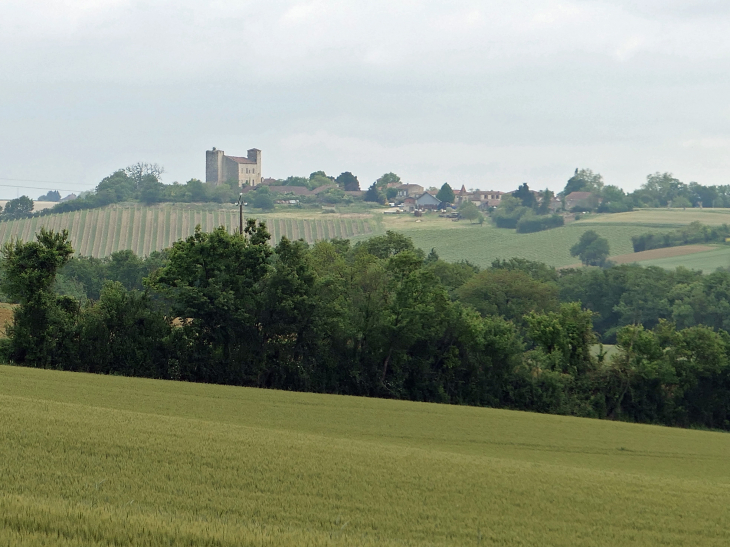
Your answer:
[228,156,256,164]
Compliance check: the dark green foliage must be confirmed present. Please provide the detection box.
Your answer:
[512,183,536,208]
[632,222,730,252]
[0,229,76,367]
[336,172,360,191]
[456,268,560,327]
[436,183,455,204]
[8,227,730,431]
[490,258,558,283]
[38,190,61,202]
[374,173,401,189]
[458,201,481,223]
[251,187,275,210]
[570,230,610,267]
[2,196,34,217]
[491,195,530,228]
[515,213,564,233]
[364,183,386,204]
[76,282,172,377]
[564,168,604,195]
[536,188,554,215]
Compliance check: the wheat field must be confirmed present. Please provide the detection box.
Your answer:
[1,365,729,546]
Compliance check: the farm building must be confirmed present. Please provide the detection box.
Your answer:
[415,192,442,210]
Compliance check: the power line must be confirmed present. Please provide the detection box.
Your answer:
[0,182,91,193]
[0,176,89,186]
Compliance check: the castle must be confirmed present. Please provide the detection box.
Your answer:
[206,148,262,187]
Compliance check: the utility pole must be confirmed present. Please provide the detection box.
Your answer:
[237,192,244,236]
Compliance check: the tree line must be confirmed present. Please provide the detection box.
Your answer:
[3,227,730,430]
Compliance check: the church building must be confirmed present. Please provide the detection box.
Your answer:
[206,147,262,187]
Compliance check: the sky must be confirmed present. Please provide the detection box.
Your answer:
[1,0,729,198]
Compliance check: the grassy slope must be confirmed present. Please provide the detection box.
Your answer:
[6,204,730,266]
[634,245,730,271]
[1,366,730,546]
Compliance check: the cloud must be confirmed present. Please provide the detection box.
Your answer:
[1,0,730,193]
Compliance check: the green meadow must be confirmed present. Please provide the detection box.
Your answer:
[633,245,730,271]
[2,365,729,546]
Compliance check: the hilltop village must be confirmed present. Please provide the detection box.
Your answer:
[204,147,598,217]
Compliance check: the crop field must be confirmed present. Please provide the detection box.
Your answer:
[379,216,661,267]
[0,205,373,257]
[575,208,730,226]
[6,204,730,266]
[2,366,730,546]
[609,245,716,265]
[378,208,730,268]
[633,245,730,271]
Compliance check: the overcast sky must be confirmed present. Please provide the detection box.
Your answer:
[1,0,729,197]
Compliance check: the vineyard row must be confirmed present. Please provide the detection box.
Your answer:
[0,206,374,257]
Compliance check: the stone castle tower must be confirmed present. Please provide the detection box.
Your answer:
[206,148,262,187]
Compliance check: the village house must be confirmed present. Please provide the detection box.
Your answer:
[401,196,417,212]
[206,147,262,187]
[396,184,425,198]
[565,191,600,211]
[415,192,442,210]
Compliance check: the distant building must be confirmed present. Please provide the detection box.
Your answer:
[206,147,262,187]
[565,191,599,211]
[415,192,442,210]
[396,184,425,198]
[402,196,417,211]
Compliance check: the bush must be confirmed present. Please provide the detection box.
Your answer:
[631,222,730,252]
[516,213,564,233]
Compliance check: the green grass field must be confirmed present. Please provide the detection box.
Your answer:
[634,245,730,271]
[2,365,730,546]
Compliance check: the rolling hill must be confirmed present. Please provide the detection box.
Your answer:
[2,365,729,546]
[5,204,730,269]
[0,203,374,257]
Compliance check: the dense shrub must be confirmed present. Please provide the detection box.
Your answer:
[516,213,564,233]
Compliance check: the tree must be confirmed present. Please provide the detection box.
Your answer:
[38,190,61,202]
[512,183,536,208]
[456,268,559,326]
[672,196,692,208]
[3,196,34,216]
[436,183,455,204]
[0,228,77,367]
[77,281,171,377]
[458,201,481,223]
[139,175,164,204]
[570,230,610,267]
[364,183,385,204]
[124,162,164,187]
[375,173,401,189]
[96,171,136,202]
[536,188,554,215]
[336,172,360,191]
[564,168,604,195]
[148,222,272,384]
[185,178,208,202]
[252,188,275,210]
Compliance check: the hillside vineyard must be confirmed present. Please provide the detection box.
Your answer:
[0,204,373,257]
